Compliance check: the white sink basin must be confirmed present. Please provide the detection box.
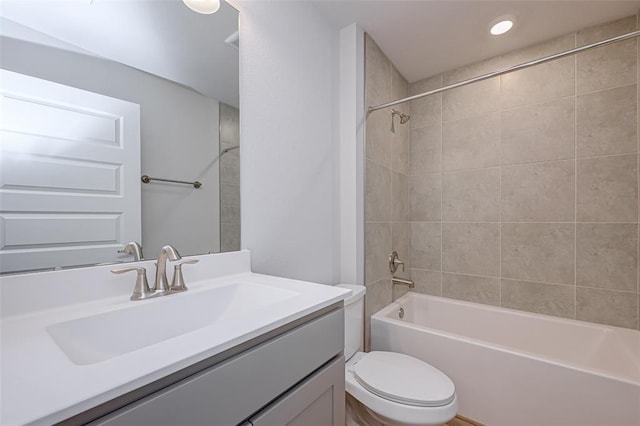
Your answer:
[46,282,298,365]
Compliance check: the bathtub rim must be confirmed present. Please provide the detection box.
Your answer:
[371,292,640,387]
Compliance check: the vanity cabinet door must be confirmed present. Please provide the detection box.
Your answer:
[248,356,345,426]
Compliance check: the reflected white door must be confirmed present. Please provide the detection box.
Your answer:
[0,69,141,273]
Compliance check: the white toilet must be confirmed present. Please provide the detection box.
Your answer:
[338,284,458,426]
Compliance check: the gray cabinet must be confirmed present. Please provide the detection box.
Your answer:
[248,356,345,426]
[90,307,344,426]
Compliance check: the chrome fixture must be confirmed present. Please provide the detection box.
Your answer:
[221,145,239,156]
[153,245,182,293]
[392,276,415,288]
[170,259,200,292]
[141,175,202,189]
[118,241,144,261]
[111,266,156,301]
[389,250,405,274]
[390,109,410,133]
[369,29,640,113]
[111,245,199,301]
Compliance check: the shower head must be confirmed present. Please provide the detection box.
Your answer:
[391,109,411,132]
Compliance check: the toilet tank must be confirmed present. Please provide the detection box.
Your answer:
[337,284,365,361]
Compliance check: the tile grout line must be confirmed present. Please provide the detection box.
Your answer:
[637,12,640,331]
[498,60,503,308]
[440,73,444,297]
[410,268,639,294]
[574,30,578,321]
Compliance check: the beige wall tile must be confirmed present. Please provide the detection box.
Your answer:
[392,171,408,222]
[390,67,410,174]
[443,273,500,306]
[364,278,392,350]
[443,168,500,222]
[409,222,441,270]
[410,125,442,175]
[577,85,637,158]
[409,74,442,129]
[576,287,639,329]
[501,56,575,110]
[501,160,575,222]
[501,279,575,318]
[365,222,391,285]
[502,97,575,165]
[409,173,442,222]
[410,269,442,296]
[391,124,409,174]
[391,65,408,101]
[392,222,409,269]
[220,147,240,186]
[365,34,391,104]
[577,154,638,222]
[365,160,391,221]
[220,222,241,252]
[443,223,500,277]
[501,223,575,285]
[443,56,503,85]
[442,112,500,171]
[443,78,500,123]
[501,34,575,67]
[577,16,637,94]
[576,223,638,291]
[220,183,240,223]
[366,97,391,167]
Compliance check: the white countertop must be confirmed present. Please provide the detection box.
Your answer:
[0,251,351,425]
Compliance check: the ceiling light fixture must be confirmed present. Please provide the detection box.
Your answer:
[183,0,220,14]
[489,16,516,36]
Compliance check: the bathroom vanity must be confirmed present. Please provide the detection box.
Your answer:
[0,250,349,425]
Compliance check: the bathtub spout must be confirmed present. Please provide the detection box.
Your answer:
[392,276,415,288]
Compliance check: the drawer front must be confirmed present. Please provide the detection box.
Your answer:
[249,356,345,426]
[92,308,344,426]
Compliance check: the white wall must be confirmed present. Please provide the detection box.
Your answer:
[339,24,366,286]
[234,1,344,284]
[0,36,220,259]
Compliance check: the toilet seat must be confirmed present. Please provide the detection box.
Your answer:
[353,351,456,407]
[345,352,458,426]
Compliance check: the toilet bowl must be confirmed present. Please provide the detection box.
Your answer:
[338,284,458,426]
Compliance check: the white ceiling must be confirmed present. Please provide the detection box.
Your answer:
[0,0,240,107]
[3,1,640,105]
[313,0,640,83]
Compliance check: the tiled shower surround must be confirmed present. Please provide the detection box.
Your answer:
[364,16,640,347]
[220,103,241,252]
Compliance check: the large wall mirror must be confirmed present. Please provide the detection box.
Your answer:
[0,0,240,274]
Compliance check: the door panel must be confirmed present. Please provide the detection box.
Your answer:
[0,69,141,272]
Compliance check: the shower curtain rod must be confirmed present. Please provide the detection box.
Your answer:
[368,29,640,113]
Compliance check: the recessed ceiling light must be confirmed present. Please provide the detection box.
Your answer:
[489,16,516,36]
[183,0,220,14]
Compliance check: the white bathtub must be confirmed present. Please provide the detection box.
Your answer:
[370,293,640,426]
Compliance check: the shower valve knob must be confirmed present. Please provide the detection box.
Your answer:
[389,251,405,273]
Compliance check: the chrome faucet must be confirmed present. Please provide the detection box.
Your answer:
[118,241,144,261]
[152,245,182,293]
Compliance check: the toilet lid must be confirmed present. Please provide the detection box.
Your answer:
[353,351,456,407]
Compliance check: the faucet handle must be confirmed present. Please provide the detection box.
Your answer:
[170,259,199,293]
[111,266,157,301]
[389,251,405,273]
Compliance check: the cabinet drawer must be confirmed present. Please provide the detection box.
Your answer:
[249,356,345,426]
[92,308,344,426]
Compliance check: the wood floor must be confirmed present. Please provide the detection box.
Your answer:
[446,415,483,426]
